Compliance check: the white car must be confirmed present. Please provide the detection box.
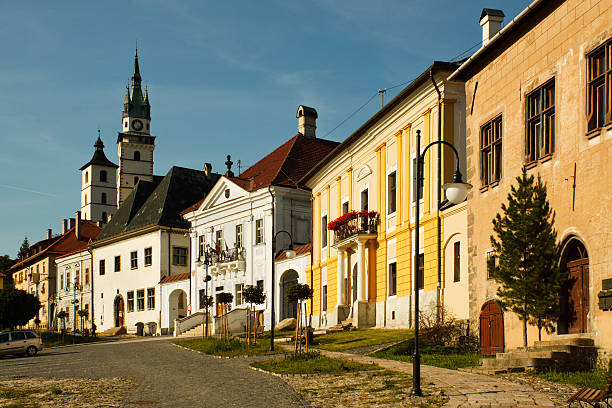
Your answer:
[0,330,43,357]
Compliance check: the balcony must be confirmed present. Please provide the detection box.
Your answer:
[208,247,247,276]
[330,211,379,248]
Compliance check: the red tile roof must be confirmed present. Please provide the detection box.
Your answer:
[159,272,190,284]
[275,243,312,261]
[181,134,339,215]
[9,221,102,273]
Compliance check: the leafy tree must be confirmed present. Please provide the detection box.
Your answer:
[200,293,213,338]
[217,292,233,342]
[243,285,265,344]
[489,167,564,347]
[18,237,30,258]
[287,283,313,353]
[0,255,15,285]
[0,288,41,330]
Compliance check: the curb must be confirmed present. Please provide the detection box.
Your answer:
[248,366,327,378]
[172,342,279,359]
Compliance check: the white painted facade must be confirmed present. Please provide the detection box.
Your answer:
[55,250,94,332]
[81,162,117,223]
[92,228,191,334]
[275,250,310,325]
[183,179,312,333]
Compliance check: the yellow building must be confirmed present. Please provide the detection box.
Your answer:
[301,62,469,329]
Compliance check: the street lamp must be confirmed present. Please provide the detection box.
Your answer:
[412,129,471,396]
[196,244,216,339]
[270,230,295,351]
[71,277,82,344]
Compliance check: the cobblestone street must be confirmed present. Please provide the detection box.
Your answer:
[0,337,305,408]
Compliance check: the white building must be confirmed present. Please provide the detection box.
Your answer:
[274,244,311,324]
[91,166,220,334]
[182,106,338,334]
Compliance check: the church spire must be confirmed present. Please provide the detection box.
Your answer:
[132,47,142,85]
[122,49,150,120]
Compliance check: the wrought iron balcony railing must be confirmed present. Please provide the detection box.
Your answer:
[332,213,379,243]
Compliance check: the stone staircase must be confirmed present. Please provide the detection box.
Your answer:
[471,334,598,374]
[326,318,353,334]
[99,326,126,336]
[176,324,211,338]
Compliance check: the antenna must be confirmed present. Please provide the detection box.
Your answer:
[378,89,387,108]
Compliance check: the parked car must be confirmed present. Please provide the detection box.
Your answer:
[0,330,43,357]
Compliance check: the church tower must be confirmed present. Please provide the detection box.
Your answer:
[80,135,118,223]
[117,49,155,207]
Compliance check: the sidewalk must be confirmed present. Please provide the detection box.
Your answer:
[318,349,562,407]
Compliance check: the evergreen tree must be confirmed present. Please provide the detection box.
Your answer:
[489,167,564,348]
[18,237,30,258]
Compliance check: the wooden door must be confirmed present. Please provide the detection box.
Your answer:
[479,301,504,355]
[115,298,124,327]
[567,259,589,334]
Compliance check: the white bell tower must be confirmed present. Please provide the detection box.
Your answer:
[80,134,118,223]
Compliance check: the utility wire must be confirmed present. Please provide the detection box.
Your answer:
[321,91,378,139]
[448,39,482,62]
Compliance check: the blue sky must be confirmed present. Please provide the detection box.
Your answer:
[0,0,530,257]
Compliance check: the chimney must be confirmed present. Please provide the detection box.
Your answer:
[296,105,318,138]
[46,229,52,239]
[480,8,505,47]
[62,219,68,234]
[69,218,76,229]
[75,211,81,240]
[204,163,213,180]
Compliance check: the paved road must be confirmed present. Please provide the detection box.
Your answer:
[0,337,306,408]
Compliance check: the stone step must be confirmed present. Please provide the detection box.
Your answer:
[481,356,557,369]
[527,344,596,353]
[495,350,569,360]
[534,337,595,348]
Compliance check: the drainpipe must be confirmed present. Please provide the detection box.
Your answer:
[431,70,443,324]
[267,185,276,350]
[88,246,95,335]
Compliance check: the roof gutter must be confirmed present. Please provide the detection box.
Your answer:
[448,0,546,81]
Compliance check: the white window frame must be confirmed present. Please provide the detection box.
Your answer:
[255,218,264,245]
[386,166,398,217]
[388,258,398,297]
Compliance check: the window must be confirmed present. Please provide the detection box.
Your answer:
[0,333,8,342]
[235,283,244,305]
[137,289,145,311]
[114,256,121,272]
[342,201,349,215]
[255,219,264,244]
[66,271,71,290]
[417,254,424,290]
[85,268,90,285]
[412,157,424,203]
[12,332,26,341]
[100,170,107,182]
[321,215,328,247]
[453,242,461,283]
[127,291,134,312]
[130,251,138,269]
[99,259,105,275]
[198,236,204,257]
[101,192,107,204]
[480,115,503,187]
[388,171,397,213]
[361,189,368,211]
[102,212,107,223]
[235,224,243,248]
[147,288,155,309]
[134,176,139,185]
[85,194,88,205]
[144,247,152,266]
[256,280,264,291]
[486,251,497,280]
[526,79,555,162]
[85,172,89,183]
[172,247,187,266]
[587,39,612,132]
[322,285,328,312]
[388,262,397,296]
[215,230,223,251]
[134,151,141,161]
[60,273,64,290]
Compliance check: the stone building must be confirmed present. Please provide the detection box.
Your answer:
[449,0,612,360]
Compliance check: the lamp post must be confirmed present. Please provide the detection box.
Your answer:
[196,245,216,339]
[412,129,471,396]
[270,230,296,351]
[71,276,81,344]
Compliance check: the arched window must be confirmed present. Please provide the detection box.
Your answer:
[102,212,107,223]
[134,176,139,185]
[85,194,87,205]
[134,151,141,161]
[101,192,107,204]
[85,172,89,183]
[100,170,107,182]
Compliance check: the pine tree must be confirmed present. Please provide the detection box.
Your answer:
[18,237,30,258]
[489,167,564,348]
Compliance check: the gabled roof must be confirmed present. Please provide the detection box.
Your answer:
[300,61,460,186]
[97,166,221,241]
[275,243,312,261]
[181,134,339,215]
[159,272,190,284]
[9,221,102,273]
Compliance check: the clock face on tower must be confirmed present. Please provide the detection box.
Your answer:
[132,119,143,131]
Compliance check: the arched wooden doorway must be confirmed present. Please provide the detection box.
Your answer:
[559,238,589,334]
[479,300,504,355]
[280,269,299,320]
[114,296,125,327]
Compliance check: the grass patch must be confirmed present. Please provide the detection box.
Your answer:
[40,331,101,347]
[174,337,272,357]
[49,387,62,395]
[258,329,296,339]
[313,329,413,351]
[251,351,379,374]
[529,369,611,390]
[371,341,485,370]
[0,389,40,399]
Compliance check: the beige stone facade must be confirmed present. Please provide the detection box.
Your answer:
[450,0,612,358]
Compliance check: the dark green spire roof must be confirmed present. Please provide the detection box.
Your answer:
[123,50,150,120]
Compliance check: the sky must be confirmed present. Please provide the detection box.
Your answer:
[0,0,532,257]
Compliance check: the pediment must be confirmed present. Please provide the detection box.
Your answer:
[197,177,249,212]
